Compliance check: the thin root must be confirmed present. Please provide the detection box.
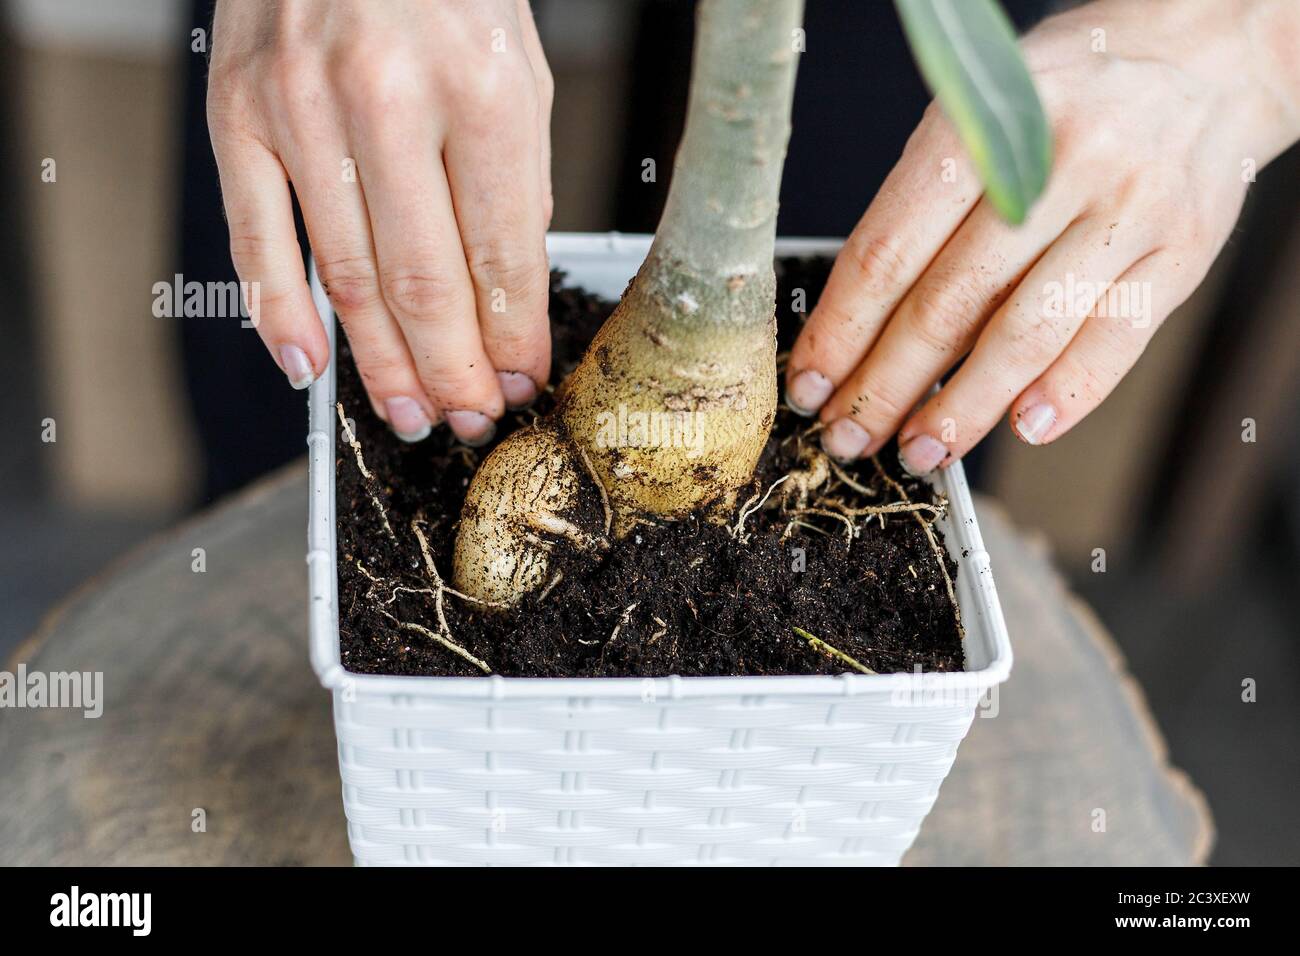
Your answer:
[379,610,491,674]
[602,601,640,660]
[411,519,507,609]
[732,474,792,541]
[537,571,564,603]
[354,560,384,585]
[823,498,943,520]
[337,402,395,541]
[785,507,856,543]
[870,455,963,636]
[576,444,613,537]
[827,458,878,497]
[780,447,831,509]
[782,518,831,540]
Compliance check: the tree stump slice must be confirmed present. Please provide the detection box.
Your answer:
[0,465,1210,865]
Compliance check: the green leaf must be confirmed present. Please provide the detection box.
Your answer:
[894,0,1052,224]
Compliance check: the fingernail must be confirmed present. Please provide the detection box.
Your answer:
[279,345,316,390]
[1015,403,1057,445]
[820,418,872,462]
[384,397,433,443]
[497,371,538,410]
[786,370,833,416]
[445,410,496,447]
[899,434,948,476]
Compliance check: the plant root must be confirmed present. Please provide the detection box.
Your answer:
[822,498,943,521]
[529,512,610,553]
[412,519,506,609]
[785,507,856,543]
[828,458,878,497]
[727,436,962,643]
[870,455,963,637]
[781,518,832,540]
[732,474,792,542]
[780,447,831,509]
[337,402,395,542]
[601,601,641,662]
[577,444,613,537]
[346,509,505,672]
[537,571,564,603]
[378,611,491,674]
[793,626,876,674]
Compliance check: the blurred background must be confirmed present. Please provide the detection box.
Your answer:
[0,0,1296,864]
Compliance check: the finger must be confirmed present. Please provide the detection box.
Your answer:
[210,129,326,389]
[1006,249,1195,447]
[444,62,551,410]
[517,0,554,226]
[785,104,983,416]
[283,137,442,442]
[817,188,1085,463]
[348,96,504,447]
[895,217,1151,474]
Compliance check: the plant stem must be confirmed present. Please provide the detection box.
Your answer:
[636,0,804,328]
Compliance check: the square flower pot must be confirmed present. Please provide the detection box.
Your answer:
[306,232,1013,866]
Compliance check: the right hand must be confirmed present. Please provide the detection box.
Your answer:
[207,0,554,445]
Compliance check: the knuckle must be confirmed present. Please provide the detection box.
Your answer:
[1057,343,1120,403]
[206,61,244,114]
[843,235,911,299]
[265,52,326,113]
[339,49,423,113]
[416,363,491,405]
[483,315,546,357]
[227,226,272,270]
[448,56,532,114]
[466,241,547,297]
[317,255,383,313]
[351,348,414,392]
[206,67,264,143]
[380,267,461,320]
[1086,312,1144,360]
[909,280,985,353]
[846,374,909,426]
[1003,313,1068,369]
[802,304,867,364]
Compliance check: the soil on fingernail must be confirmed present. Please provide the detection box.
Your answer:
[335,257,963,677]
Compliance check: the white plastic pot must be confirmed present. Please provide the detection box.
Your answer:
[306,232,1012,866]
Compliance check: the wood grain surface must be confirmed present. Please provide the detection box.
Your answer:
[0,465,1211,865]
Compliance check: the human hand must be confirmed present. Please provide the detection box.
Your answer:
[786,0,1300,473]
[208,0,553,445]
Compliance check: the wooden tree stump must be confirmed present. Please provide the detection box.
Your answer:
[0,465,1210,865]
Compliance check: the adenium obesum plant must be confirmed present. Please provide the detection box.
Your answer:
[453,0,1048,607]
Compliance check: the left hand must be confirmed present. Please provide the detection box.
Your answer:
[785,0,1300,473]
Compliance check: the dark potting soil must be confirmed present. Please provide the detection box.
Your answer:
[335,257,964,678]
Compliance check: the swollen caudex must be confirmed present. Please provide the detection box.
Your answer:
[451,424,608,607]
[451,0,801,608]
[451,268,779,608]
